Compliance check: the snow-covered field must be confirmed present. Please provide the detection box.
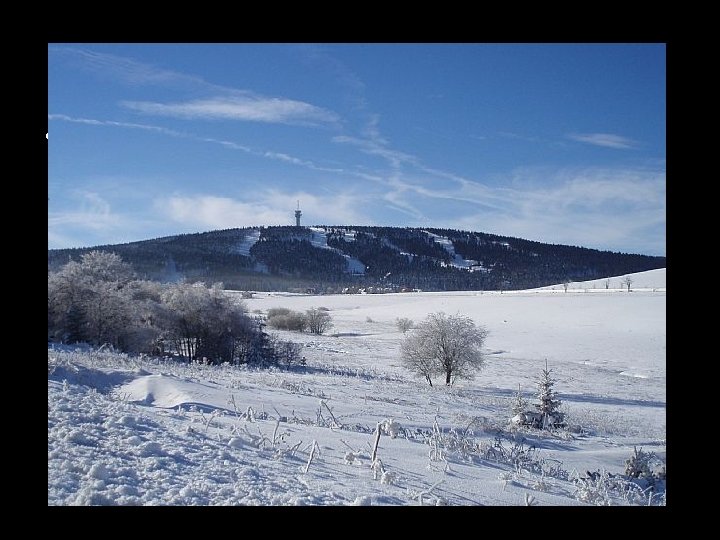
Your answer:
[48,270,666,506]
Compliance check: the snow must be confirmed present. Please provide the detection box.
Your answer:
[234,228,261,256]
[309,227,366,274]
[532,268,666,292]
[48,269,665,506]
[422,230,479,270]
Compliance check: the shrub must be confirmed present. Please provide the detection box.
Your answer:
[306,308,333,334]
[270,336,304,369]
[267,309,308,332]
[396,317,414,333]
[267,307,292,319]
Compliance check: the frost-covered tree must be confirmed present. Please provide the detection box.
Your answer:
[48,252,304,367]
[604,278,611,290]
[400,328,440,386]
[400,312,488,386]
[396,317,414,333]
[624,446,656,479]
[622,275,634,292]
[47,251,136,345]
[535,360,563,429]
[511,383,529,416]
[82,280,133,347]
[563,280,571,292]
[161,282,252,363]
[72,250,135,285]
[306,308,333,334]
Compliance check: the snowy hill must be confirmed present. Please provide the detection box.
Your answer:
[48,284,665,506]
[48,226,666,293]
[533,268,666,292]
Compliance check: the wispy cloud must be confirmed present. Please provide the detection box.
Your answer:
[295,45,368,111]
[568,133,639,150]
[48,114,186,137]
[122,96,339,126]
[52,47,340,127]
[49,113,343,172]
[51,47,231,92]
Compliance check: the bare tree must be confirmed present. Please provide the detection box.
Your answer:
[562,280,571,293]
[306,308,333,335]
[604,278,611,290]
[622,275,634,292]
[400,312,488,386]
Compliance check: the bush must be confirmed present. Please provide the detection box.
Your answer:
[267,307,292,319]
[396,317,414,333]
[267,309,308,332]
[271,337,304,369]
[48,252,303,368]
[306,308,333,334]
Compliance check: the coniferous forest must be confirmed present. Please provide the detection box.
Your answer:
[48,226,665,293]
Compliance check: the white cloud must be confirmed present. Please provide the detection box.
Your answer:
[122,96,339,125]
[48,191,143,249]
[49,114,347,174]
[48,191,117,231]
[568,133,639,149]
[383,166,666,255]
[156,191,370,230]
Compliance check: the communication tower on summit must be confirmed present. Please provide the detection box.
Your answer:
[295,201,302,227]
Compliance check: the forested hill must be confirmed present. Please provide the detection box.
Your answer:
[48,226,666,293]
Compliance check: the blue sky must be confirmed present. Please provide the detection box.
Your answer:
[48,44,665,255]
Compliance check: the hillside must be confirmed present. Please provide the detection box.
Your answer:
[48,226,666,292]
[531,268,666,292]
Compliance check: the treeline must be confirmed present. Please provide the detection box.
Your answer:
[48,226,666,292]
[47,228,257,283]
[425,228,664,290]
[47,251,301,367]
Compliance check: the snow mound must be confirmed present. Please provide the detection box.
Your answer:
[48,362,136,393]
[119,374,219,409]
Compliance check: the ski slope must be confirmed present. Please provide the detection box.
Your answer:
[309,227,366,274]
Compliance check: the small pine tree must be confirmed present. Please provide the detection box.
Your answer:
[511,383,529,417]
[624,446,655,479]
[535,359,563,429]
